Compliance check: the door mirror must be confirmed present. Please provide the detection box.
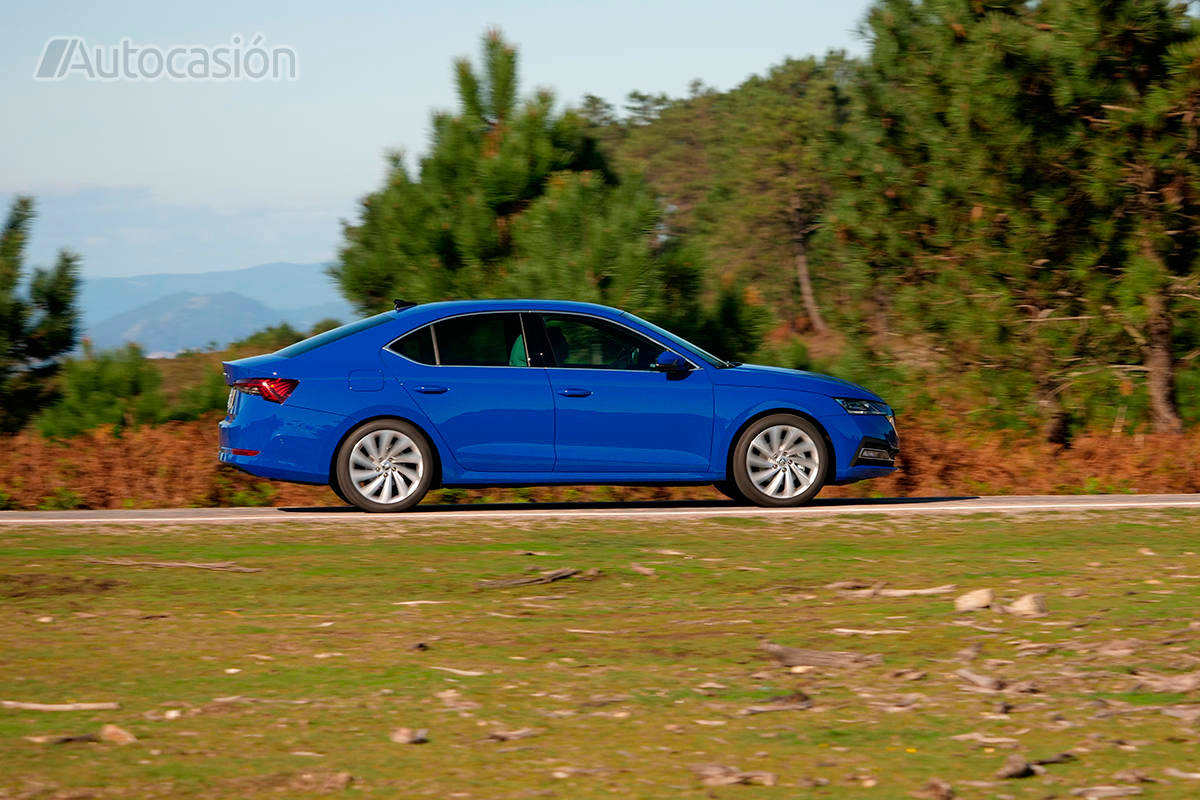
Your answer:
[652,350,691,373]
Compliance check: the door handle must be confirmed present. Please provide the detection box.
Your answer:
[558,388,592,398]
[414,385,448,394]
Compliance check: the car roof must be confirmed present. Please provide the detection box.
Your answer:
[402,298,629,323]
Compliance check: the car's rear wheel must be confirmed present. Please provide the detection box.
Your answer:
[328,479,353,507]
[712,480,747,504]
[731,414,828,507]
[335,419,434,512]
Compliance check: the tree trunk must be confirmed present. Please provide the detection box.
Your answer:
[1145,294,1183,434]
[792,238,827,333]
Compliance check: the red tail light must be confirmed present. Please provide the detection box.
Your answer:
[233,378,298,403]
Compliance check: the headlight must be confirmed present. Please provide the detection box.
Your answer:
[835,397,892,416]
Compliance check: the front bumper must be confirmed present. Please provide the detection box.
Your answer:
[818,409,900,484]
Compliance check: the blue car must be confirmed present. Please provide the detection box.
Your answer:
[219,299,898,511]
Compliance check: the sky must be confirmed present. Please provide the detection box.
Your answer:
[1,0,872,279]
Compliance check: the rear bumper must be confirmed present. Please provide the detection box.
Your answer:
[218,397,345,485]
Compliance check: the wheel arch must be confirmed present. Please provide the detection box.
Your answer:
[328,414,444,490]
[722,408,836,483]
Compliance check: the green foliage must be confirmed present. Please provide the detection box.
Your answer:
[35,344,168,438]
[37,487,84,510]
[816,0,1200,435]
[0,196,80,433]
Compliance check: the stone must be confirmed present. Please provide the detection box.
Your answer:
[955,589,995,612]
[1007,594,1048,617]
[99,724,136,745]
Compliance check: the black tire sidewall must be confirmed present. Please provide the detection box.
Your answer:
[336,419,434,512]
[731,414,829,507]
[713,480,748,504]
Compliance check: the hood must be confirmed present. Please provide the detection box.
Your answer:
[712,363,884,402]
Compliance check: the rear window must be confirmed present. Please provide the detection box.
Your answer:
[389,325,437,364]
[275,312,395,357]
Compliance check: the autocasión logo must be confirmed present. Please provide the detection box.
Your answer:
[33,34,299,82]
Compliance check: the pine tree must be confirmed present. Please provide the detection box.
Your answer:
[0,196,80,433]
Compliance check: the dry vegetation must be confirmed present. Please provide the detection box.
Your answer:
[2,510,1199,798]
[2,413,1200,511]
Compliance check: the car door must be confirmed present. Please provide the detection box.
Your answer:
[534,312,714,474]
[385,312,555,472]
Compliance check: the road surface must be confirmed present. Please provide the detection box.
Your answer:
[0,494,1198,525]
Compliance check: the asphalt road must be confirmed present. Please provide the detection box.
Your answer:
[0,494,1198,525]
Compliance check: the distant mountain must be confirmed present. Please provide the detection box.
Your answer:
[80,262,359,354]
[80,262,350,326]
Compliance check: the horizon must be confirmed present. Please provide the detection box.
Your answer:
[1,0,871,280]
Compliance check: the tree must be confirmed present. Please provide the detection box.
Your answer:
[820,0,1200,435]
[332,29,613,312]
[0,196,80,433]
[332,30,757,359]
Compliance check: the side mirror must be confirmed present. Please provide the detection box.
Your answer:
[652,350,691,373]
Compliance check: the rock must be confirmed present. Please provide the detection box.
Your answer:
[389,727,428,744]
[1007,594,1048,617]
[99,724,136,745]
[995,755,1038,779]
[690,764,777,787]
[955,589,995,612]
[910,777,955,799]
[1111,769,1156,784]
[629,563,656,577]
[955,668,1005,691]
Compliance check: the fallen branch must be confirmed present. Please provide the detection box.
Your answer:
[84,558,261,573]
[3,700,120,712]
[760,640,883,668]
[477,567,579,589]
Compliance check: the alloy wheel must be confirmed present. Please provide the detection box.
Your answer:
[745,424,820,500]
[348,428,424,505]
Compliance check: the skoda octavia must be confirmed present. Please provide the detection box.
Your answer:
[219,300,898,511]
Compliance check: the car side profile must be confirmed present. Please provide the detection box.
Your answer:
[219,299,898,511]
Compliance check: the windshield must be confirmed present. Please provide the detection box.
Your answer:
[275,312,395,357]
[620,312,731,368]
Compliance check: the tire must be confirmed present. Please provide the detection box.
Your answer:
[335,419,434,512]
[713,480,748,503]
[731,414,828,507]
[328,479,353,507]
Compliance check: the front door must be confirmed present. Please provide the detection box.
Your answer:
[535,313,714,473]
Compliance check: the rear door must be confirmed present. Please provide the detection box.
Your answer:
[386,312,555,472]
[535,312,714,473]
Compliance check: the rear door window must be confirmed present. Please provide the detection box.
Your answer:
[433,313,528,367]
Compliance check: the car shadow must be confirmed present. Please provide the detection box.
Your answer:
[278,495,980,514]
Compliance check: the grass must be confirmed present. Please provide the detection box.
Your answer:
[1,510,1199,798]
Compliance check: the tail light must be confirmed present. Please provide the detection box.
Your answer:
[232,378,298,403]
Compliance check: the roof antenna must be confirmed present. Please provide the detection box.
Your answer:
[393,298,417,311]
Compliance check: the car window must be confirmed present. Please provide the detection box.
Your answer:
[433,313,527,367]
[539,313,663,370]
[389,325,436,364]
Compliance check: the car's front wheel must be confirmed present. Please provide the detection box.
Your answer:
[731,414,828,507]
[335,419,434,512]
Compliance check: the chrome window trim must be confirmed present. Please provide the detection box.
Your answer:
[383,308,698,372]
